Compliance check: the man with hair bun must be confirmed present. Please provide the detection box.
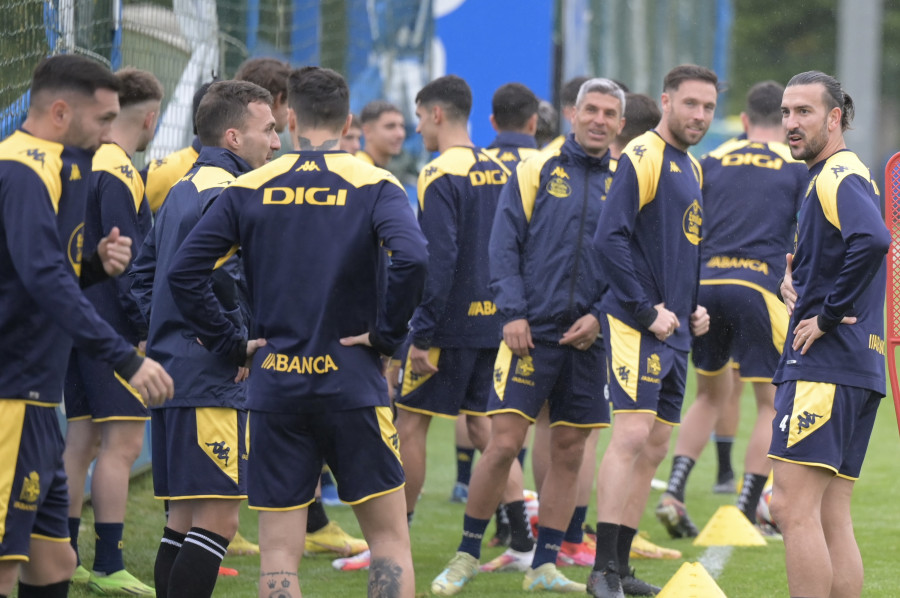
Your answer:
[771,70,889,598]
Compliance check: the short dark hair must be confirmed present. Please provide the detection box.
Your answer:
[560,76,590,108]
[619,93,661,146]
[235,57,290,102]
[29,55,120,105]
[192,78,219,135]
[195,80,273,146]
[491,83,538,130]
[360,100,402,125]
[786,70,854,132]
[745,80,784,128]
[287,66,349,132]
[415,75,472,122]
[115,67,163,108]
[663,64,719,93]
[535,100,558,148]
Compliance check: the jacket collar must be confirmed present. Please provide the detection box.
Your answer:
[194,146,254,177]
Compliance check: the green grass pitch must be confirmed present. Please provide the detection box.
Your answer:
[64,376,900,597]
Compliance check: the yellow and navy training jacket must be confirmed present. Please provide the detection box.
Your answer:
[775,150,889,394]
[484,131,540,167]
[700,138,806,290]
[354,150,376,165]
[490,134,612,342]
[595,130,704,352]
[408,146,510,349]
[166,150,428,413]
[143,136,202,213]
[131,147,252,409]
[0,130,141,402]
[80,143,152,345]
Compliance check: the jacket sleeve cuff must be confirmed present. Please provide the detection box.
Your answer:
[817,313,841,334]
[113,353,144,381]
[79,252,109,288]
[411,336,431,351]
[636,306,658,330]
[227,338,249,368]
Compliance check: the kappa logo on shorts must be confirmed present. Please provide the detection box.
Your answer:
[14,471,40,511]
[616,365,631,385]
[205,441,231,466]
[795,410,823,434]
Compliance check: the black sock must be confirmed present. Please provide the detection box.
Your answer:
[616,525,637,575]
[155,526,186,598]
[505,500,535,552]
[737,473,769,523]
[306,499,329,533]
[593,521,619,571]
[665,455,696,503]
[17,581,69,598]
[167,527,228,598]
[715,437,735,483]
[67,516,81,566]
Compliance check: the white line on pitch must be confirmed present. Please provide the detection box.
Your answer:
[698,545,734,579]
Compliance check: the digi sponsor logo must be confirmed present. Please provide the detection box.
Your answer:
[468,300,497,316]
[14,471,40,511]
[469,170,508,186]
[721,153,784,170]
[682,199,702,245]
[262,186,347,206]
[261,352,339,374]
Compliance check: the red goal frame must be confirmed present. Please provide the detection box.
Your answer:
[885,153,900,436]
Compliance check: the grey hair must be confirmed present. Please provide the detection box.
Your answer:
[575,78,626,113]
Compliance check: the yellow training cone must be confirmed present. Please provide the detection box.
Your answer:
[657,562,727,598]
[693,505,766,546]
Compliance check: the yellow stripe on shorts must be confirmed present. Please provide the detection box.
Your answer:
[400,347,441,396]
[787,381,835,448]
[196,408,240,485]
[606,314,641,402]
[0,401,27,542]
[376,406,401,462]
[492,342,514,402]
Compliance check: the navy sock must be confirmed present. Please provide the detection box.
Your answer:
[455,447,476,486]
[737,473,769,523]
[592,521,619,572]
[168,527,228,598]
[506,500,535,552]
[93,521,125,574]
[714,436,735,483]
[306,499,329,533]
[616,525,637,574]
[154,526,186,598]
[458,515,490,559]
[517,447,527,468]
[564,505,587,544]
[665,455,696,503]
[17,581,69,598]
[532,527,565,569]
[68,517,81,566]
